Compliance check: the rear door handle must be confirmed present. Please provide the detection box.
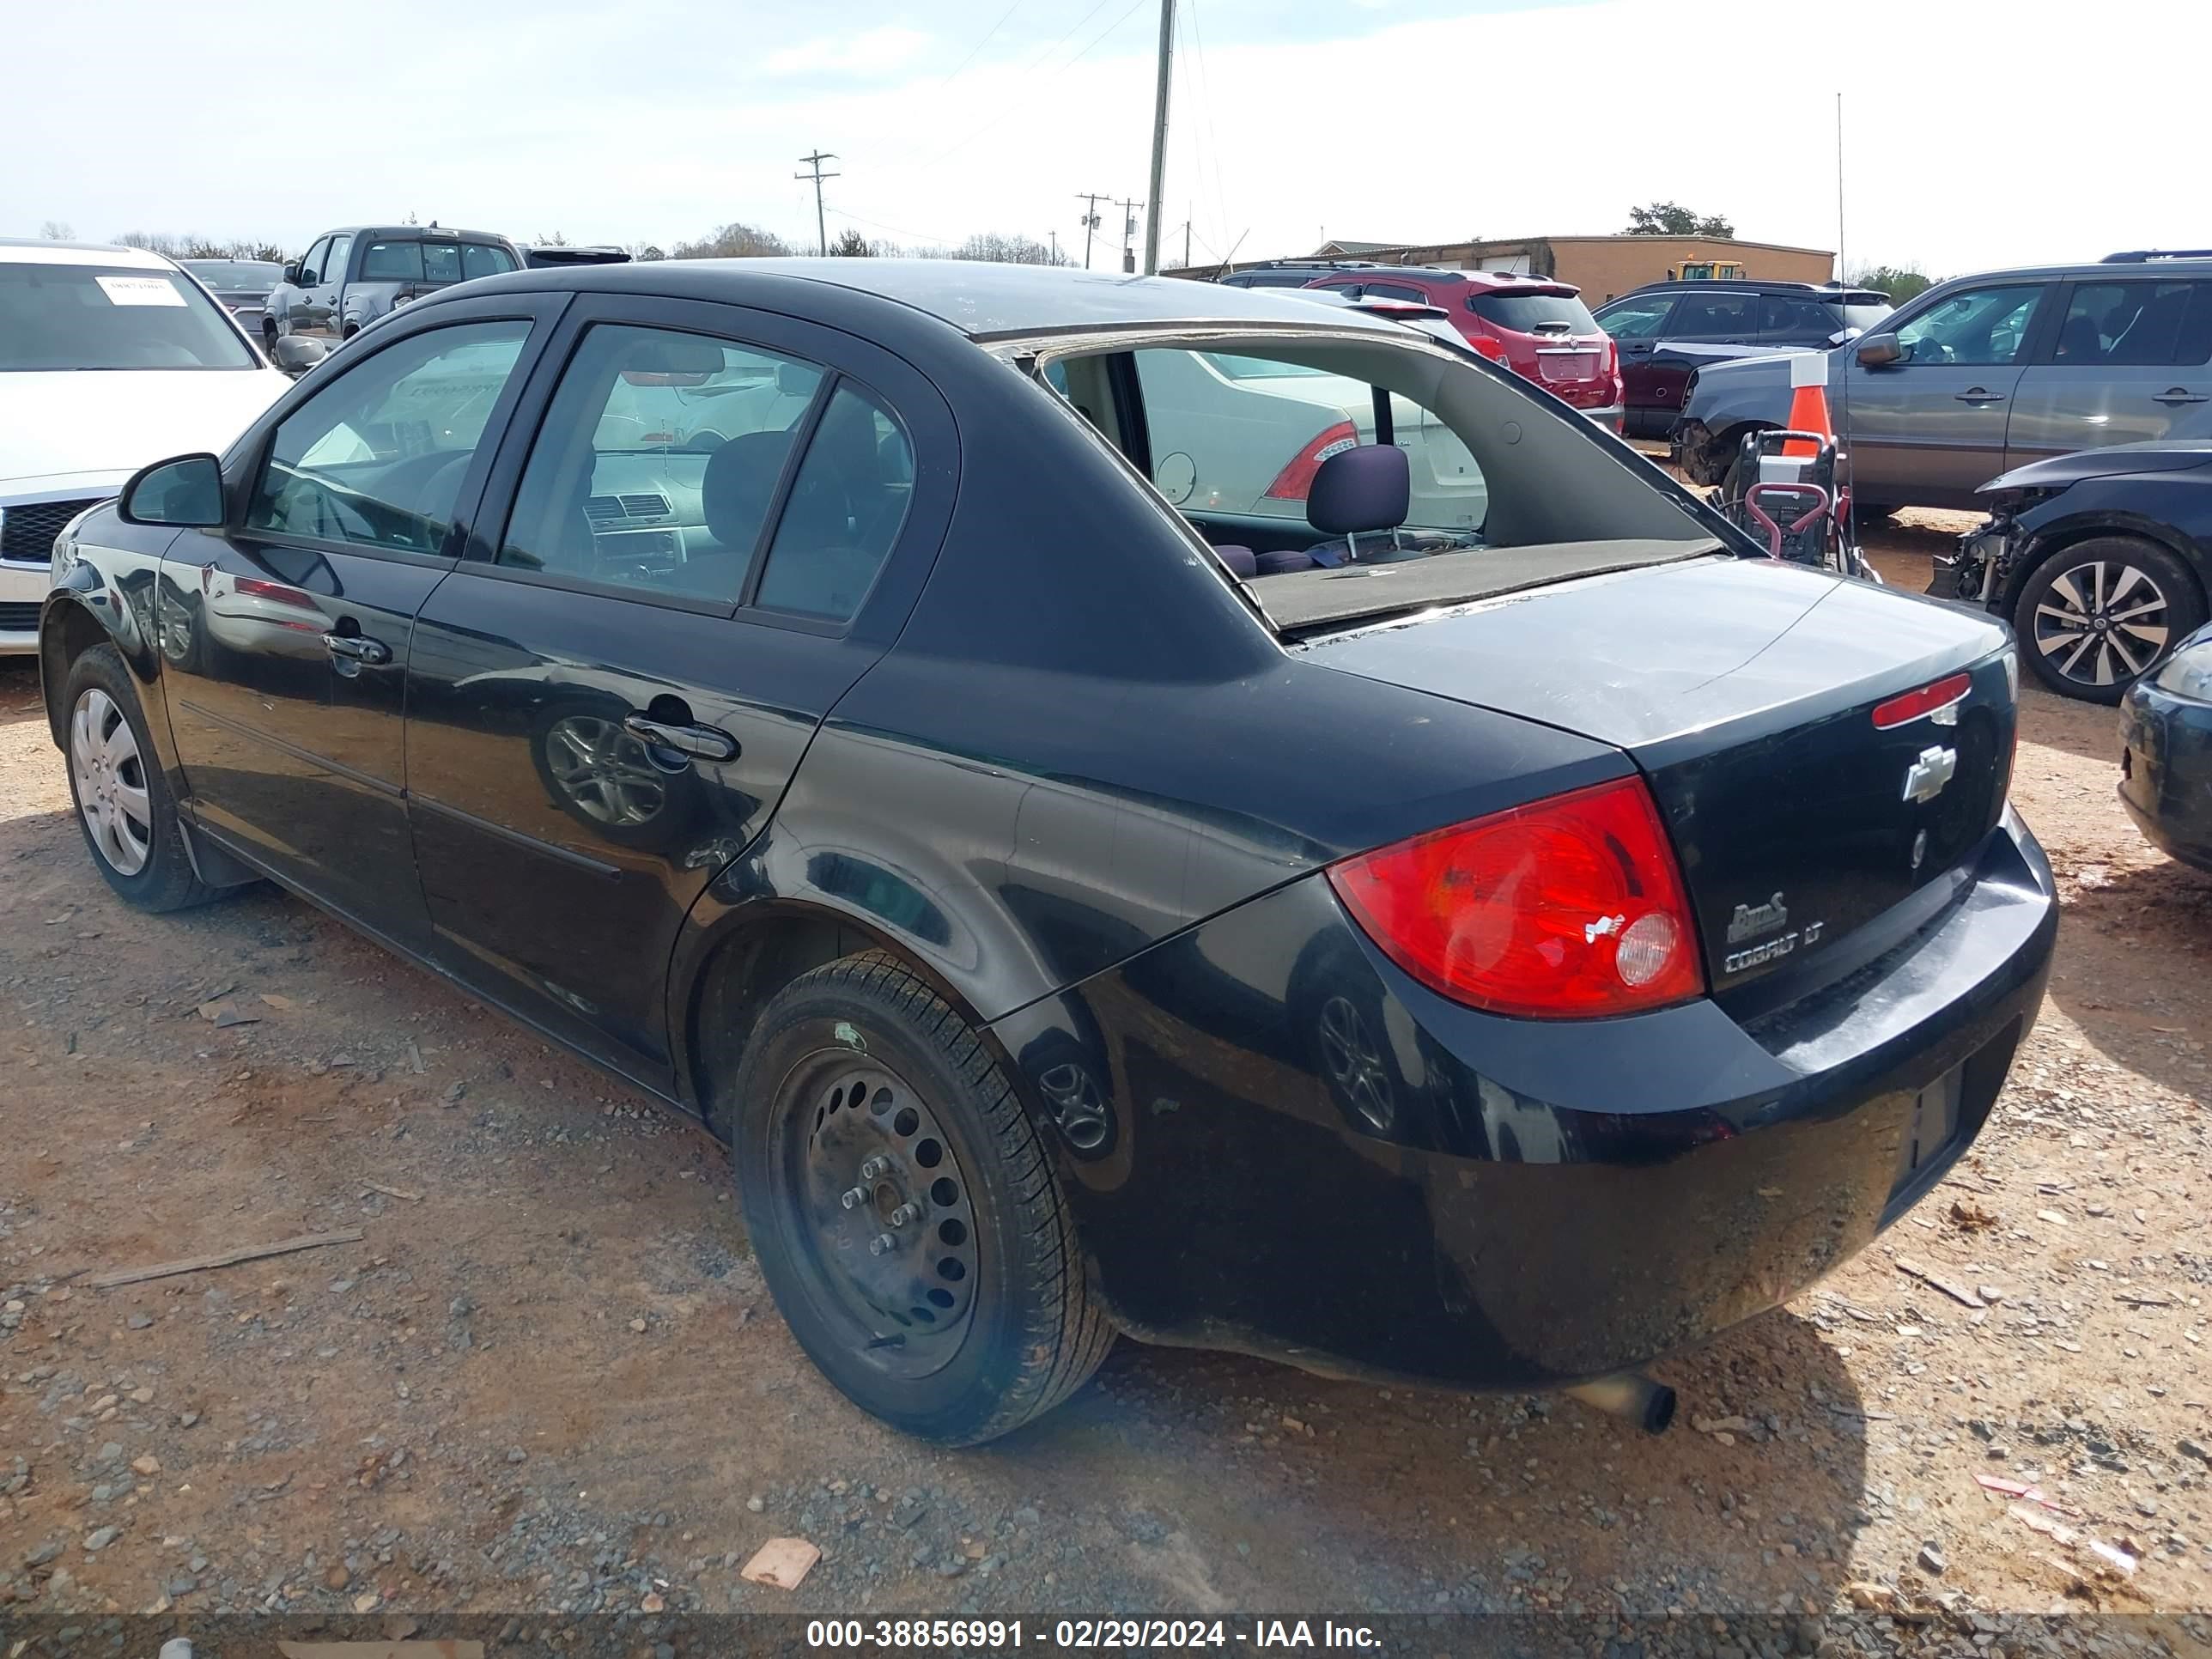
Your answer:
[2155,387,2209,404]
[322,633,391,665]
[623,714,739,763]
[1954,387,2005,403]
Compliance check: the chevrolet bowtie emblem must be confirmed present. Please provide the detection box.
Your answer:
[1902,744,1958,805]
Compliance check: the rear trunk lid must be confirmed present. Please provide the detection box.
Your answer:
[1300,557,2017,996]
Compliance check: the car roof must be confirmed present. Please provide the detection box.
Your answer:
[1614,278,1880,298]
[0,239,179,270]
[456,258,1411,343]
[318,226,514,244]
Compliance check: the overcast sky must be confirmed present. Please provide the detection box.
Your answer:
[8,0,2206,277]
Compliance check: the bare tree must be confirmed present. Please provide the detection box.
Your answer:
[39,220,74,240]
[904,232,1071,266]
[669,222,793,259]
[535,230,571,247]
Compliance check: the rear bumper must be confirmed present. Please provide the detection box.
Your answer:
[993,809,2057,1389]
[1574,401,1626,432]
[2120,677,2212,872]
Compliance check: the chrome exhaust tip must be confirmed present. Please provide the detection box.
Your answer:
[1565,1371,1676,1436]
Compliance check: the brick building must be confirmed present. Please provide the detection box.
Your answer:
[1174,234,1836,303]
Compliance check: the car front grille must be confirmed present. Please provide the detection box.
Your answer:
[2,497,102,564]
[0,601,40,633]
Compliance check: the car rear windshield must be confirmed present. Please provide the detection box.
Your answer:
[357,239,519,284]
[1051,333,1722,632]
[182,260,282,290]
[0,261,257,371]
[1838,302,1893,331]
[1468,291,1601,335]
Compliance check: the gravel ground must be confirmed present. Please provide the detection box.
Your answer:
[3,526,2211,1655]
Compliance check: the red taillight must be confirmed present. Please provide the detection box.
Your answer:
[1872,672,1972,730]
[1327,777,1706,1018]
[1465,332,1511,366]
[1264,420,1358,501]
[1603,337,1623,402]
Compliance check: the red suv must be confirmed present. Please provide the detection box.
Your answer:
[1303,269,1623,429]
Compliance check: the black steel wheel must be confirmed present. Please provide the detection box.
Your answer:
[731,951,1114,1443]
[2014,537,2206,704]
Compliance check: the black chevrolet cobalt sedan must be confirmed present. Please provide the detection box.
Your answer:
[37,260,2057,1443]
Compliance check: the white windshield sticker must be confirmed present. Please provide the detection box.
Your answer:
[95,275,187,307]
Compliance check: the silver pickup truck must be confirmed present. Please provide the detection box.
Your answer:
[264,225,522,350]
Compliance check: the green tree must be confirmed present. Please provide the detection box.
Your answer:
[1845,263,1936,304]
[830,228,873,258]
[1625,201,1735,238]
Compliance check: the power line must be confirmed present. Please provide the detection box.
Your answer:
[939,0,1032,88]
[912,0,1150,173]
[795,150,840,256]
[1184,0,1233,270]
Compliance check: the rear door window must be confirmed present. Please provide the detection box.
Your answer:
[359,239,425,282]
[1669,291,1759,340]
[2051,281,2212,366]
[1757,295,1832,341]
[1363,281,1428,303]
[496,322,829,607]
[754,383,914,621]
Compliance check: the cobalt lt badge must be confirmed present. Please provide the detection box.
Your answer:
[1902,744,1958,805]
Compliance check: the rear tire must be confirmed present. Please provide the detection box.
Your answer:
[2013,537,2205,703]
[61,646,226,913]
[731,951,1114,1443]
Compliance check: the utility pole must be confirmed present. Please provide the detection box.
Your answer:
[1049,229,1060,264]
[1074,192,1107,270]
[1141,0,1174,274]
[1116,197,1144,274]
[796,150,839,257]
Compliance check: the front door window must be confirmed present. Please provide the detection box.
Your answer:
[1893,285,2043,366]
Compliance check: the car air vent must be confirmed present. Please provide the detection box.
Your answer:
[583,494,673,526]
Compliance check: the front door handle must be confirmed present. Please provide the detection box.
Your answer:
[624,713,739,763]
[1954,387,2005,404]
[323,632,391,665]
[2155,387,2209,404]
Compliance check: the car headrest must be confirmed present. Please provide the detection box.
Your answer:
[701,429,792,549]
[1307,444,1409,537]
[1212,544,1257,578]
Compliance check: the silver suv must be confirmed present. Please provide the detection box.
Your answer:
[1674,251,2212,510]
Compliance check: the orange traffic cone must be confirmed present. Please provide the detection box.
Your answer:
[1782,351,1832,457]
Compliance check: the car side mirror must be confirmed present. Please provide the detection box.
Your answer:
[283,263,304,285]
[118,454,225,528]
[271,335,329,375]
[1856,331,1903,368]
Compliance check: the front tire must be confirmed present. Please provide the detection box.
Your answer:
[732,951,1114,1443]
[61,646,223,912]
[2013,537,2206,703]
